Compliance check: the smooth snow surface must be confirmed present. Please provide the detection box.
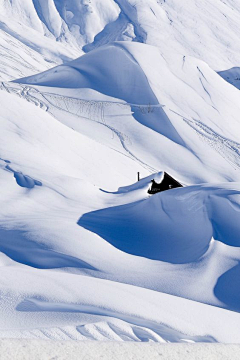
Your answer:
[1,0,240,346]
[0,342,240,360]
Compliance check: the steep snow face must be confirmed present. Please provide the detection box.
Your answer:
[54,0,120,44]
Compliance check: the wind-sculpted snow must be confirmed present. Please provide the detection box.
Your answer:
[79,184,240,263]
[16,43,185,147]
[13,41,240,184]
[0,0,120,48]
[1,86,240,342]
[16,298,215,343]
[2,0,240,345]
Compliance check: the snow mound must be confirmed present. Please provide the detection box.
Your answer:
[79,183,240,263]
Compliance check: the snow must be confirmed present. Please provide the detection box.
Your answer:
[0,79,240,341]
[1,341,240,360]
[12,41,240,183]
[3,0,240,82]
[1,0,240,349]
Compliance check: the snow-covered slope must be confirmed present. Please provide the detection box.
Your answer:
[0,36,240,341]
[0,0,119,80]
[1,0,240,346]
[0,0,120,47]
[0,20,79,82]
[0,86,240,342]
[3,0,240,81]
[104,0,240,70]
[13,42,240,183]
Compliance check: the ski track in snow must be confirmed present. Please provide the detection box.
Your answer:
[2,80,240,175]
[0,81,157,173]
[183,117,240,171]
[169,109,240,171]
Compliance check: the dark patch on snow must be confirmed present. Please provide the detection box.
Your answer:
[13,172,42,189]
[2,160,42,189]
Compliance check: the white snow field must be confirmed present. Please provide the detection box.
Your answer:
[1,0,240,356]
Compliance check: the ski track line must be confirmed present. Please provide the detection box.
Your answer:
[169,109,240,171]
[0,82,157,173]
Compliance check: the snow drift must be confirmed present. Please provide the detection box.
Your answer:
[79,184,240,263]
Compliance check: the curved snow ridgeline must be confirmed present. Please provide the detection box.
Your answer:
[12,41,240,183]
[1,0,240,346]
[79,183,240,264]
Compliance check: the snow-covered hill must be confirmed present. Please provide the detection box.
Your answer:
[12,41,240,183]
[1,0,240,346]
[3,0,240,81]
